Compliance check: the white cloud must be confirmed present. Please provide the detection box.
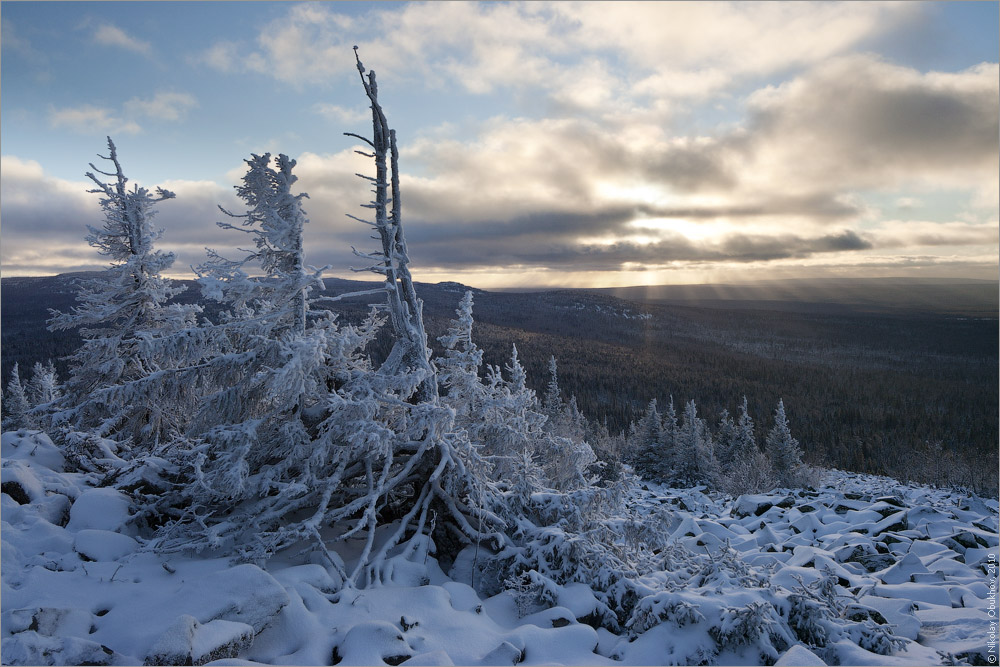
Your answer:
[741,57,1000,200]
[194,40,242,73]
[49,105,141,135]
[312,103,369,125]
[237,1,918,105]
[93,23,151,55]
[124,92,198,121]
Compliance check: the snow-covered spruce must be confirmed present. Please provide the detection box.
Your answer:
[46,137,200,458]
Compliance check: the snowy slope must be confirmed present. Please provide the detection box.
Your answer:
[2,430,996,666]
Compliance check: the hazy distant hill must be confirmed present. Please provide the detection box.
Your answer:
[599,277,998,316]
[2,273,996,490]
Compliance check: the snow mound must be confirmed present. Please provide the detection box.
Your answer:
[1,431,65,472]
[66,488,132,532]
[145,615,255,666]
[73,529,138,562]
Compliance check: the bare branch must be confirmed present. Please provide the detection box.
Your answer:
[343,132,376,149]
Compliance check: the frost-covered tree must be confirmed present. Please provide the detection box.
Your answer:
[724,397,774,494]
[164,150,338,529]
[715,409,738,465]
[156,52,503,581]
[2,364,32,430]
[197,152,321,339]
[437,290,485,422]
[632,398,663,479]
[669,400,719,488]
[339,46,437,403]
[25,361,61,409]
[542,356,564,417]
[48,137,199,445]
[766,399,807,488]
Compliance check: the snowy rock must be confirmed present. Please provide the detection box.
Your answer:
[872,582,953,607]
[963,547,998,569]
[879,552,929,585]
[182,564,290,633]
[873,495,905,508]
[731,494,775,518]
[479,640,524,665]
[774,643,826,666]
[35,493,72,528]
[1,431,65,472]
[73,529,138,562]
[335,621,413,666]
[2,607,95,638]
[66,488,132,532]
[144,615,255,666]
[1,632,120,666]
[1,462,45,505]
[789,513,825,537]
[399,649,454,665]
[860,596,920,640]
[871,510,908,535]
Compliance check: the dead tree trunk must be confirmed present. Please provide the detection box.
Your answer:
[341,46,438,403]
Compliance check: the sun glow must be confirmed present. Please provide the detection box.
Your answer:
[629,217,731,243]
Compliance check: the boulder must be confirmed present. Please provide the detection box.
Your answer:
[144,615,254,666]
[1,632,120,666]
[335,621,414,666]
[2,607,94,638]
[731,495,775,519]
[879,552,929,585]
[181,564,290,634]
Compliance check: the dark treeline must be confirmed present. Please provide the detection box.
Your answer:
[3,274,997,493]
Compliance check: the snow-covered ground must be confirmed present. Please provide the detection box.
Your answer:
[2,430,996,666]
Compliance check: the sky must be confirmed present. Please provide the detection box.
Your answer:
[2,1,998,289]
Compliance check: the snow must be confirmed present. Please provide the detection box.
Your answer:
[774,643,826,666]
[65,488,132,532]
[145,615,255,666]
[2,430,996,666]
[1,431,65,471]
[73,529,138,562]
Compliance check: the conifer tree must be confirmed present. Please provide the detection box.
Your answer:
[2,364,32,430]
[437,290,485,422]
[632,398,663,479]
[725,396,774,494]
[48,137,199,445]
[766,399,806,487]
[543,356,564,417]
[715,409,738,467]
[670,399,719,488]
[26,361,61,409]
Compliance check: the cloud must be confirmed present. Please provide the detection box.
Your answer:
[193,40,242,73]
[0,155,244,277]
[312,103,369,125]
[868,220,1000,249]
[237,2,917,102]
[49,92,197,137]
[92,23,151,55]
[742,57,1000,195]
[124,92,198,121]
[403,223,875,272]
[48,105,142,135]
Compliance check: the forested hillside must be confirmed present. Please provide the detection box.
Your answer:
[5,274,996,493]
